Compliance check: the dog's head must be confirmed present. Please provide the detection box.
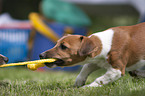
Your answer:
[0,54,9,65]
[39,35,102,68]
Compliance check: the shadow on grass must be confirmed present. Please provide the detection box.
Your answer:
[42,82,75,90]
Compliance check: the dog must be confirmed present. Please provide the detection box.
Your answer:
[0,54,8,65]
[39,22,145,87]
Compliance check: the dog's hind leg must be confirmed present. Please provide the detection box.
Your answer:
[129,69,145,78]
[74,63,99,87]
[127,61,145,78]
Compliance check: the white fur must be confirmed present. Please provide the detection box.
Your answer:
[83,68,121,87]
[74,29,122,87]
[89,29,114,57]
[126,60,145,71]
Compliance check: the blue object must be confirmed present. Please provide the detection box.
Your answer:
[31,22,88,71]
[0,29,30,63]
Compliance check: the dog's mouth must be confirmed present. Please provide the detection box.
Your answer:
[44,59,65,68]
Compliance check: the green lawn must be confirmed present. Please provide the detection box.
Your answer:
[0,67,145,96]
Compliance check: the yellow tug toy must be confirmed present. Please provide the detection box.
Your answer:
[0,59,56,71]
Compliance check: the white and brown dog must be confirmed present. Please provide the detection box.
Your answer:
[39,22,145,87]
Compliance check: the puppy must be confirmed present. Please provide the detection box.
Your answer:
[0,54,8,65]
[39,22,145,87]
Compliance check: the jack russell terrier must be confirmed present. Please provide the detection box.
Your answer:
[39,22,145,87]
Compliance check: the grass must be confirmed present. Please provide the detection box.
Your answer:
[0,67,145,96]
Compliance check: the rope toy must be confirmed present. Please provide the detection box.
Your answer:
[0,59,56,71]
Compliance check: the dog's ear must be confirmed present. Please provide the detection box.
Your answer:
[78,36,99,57]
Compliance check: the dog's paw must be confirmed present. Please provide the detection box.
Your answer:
[82,82,102,88]
[74,77,86,87]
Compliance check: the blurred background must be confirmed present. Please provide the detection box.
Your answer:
[0,0,144,72]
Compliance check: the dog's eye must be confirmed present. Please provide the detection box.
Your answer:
[60,44,67,50]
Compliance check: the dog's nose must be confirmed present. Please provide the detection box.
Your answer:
[39,53,46,59]
[4,57,9,63]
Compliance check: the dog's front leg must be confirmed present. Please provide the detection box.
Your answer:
[83,67,121,87]
[74,63,99,87]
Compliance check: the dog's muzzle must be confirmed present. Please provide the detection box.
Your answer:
[39,53,65,68]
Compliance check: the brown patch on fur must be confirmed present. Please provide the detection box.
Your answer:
[78,35,102,58]
[107,22,145,75]
[89,35,102,57]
